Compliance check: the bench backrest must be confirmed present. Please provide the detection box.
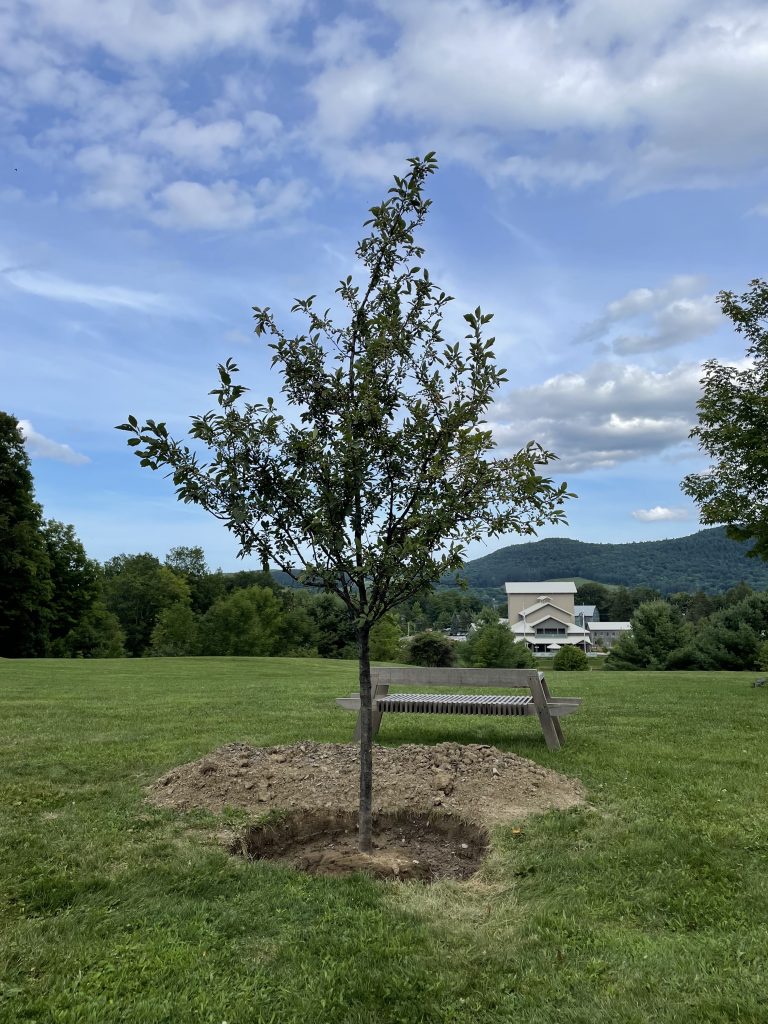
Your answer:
[371,667,541,689]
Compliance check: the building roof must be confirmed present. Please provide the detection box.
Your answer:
[518,599,572,619]
[505,581,577,594]
[574,604,597,615]
[587,621,632,630]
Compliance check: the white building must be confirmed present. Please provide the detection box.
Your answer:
[505,582,592,654]
[505,581,630,654]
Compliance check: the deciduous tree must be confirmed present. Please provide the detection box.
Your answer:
[408,631,457,668]
[683,279,768,560]
[103,553,190,657]
[119,155,572,849]
[552,645,588,671]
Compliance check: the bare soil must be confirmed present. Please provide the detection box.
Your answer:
[232,809,490,881]
[149,740,586,881]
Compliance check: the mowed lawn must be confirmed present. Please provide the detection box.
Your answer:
[1,659,767,1024]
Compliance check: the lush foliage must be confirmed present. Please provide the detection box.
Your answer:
[605,588,768,672]
[462,608,535,667]
[0,412,108,658]
[552,645,589,670]
[0,411,54,656]
[683,279,768,560]
[605,601,687,671]
[103,554,190,658]
[407,631,457,667]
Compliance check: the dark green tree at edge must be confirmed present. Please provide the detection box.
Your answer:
[0,412,53,656]
[119,155,573,851]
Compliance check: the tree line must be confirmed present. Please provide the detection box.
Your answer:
[3,404,767,670]
[604,590,768,672]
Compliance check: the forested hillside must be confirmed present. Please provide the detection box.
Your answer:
[458,527,768,594]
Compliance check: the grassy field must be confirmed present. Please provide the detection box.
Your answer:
[1,658,767,1024]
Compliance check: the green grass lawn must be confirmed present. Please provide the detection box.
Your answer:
[1,658,767,1024]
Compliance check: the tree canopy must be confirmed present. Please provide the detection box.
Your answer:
[682,279,768,560]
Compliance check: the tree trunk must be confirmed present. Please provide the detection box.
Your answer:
[357,624,373,852]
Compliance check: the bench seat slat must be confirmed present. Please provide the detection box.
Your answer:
[378,693,535,717]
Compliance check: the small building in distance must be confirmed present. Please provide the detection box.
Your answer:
[574,604,599,627]
[505,581,592,654]
[586,621,632,650]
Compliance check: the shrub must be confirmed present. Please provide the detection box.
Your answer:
[407,631,456,667]
[552,645,589,671]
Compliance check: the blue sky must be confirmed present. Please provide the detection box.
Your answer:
[3,0,767,572]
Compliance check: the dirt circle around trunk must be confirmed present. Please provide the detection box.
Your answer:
[148,740,586,881]
[232,809,489,882]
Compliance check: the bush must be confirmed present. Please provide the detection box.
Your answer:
[407,631,456,667]
[552,645,589,671]
[462,622,535,668]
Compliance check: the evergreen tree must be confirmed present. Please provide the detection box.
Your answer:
[605,600,686,671]
[462,606,535,668]
[369,613,403,662]
[0,412,53,657]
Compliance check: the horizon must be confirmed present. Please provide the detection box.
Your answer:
[4,2,766,573]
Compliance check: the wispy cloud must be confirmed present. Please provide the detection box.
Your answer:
[18,420,90,465]
[632,506,690,522]
[2,265,176,314]
[576,276,720,354]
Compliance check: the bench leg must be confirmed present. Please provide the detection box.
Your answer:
[539,675,565,746]
[530,672,562,751]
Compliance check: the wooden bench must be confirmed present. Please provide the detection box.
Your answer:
[336,667,582,751]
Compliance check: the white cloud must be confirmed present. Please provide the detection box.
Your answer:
[305,1,768,192]
[20,0,307,62]
[632,506,690,522]
[139,114,244,168]
[150,177,308,230]
[76,145,160,209]
[18,420,90,464]
[2,264,175,313]
[577,276,720,353]
[491,361,701,472]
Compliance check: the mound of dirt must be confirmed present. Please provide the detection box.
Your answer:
[149,740,585,828]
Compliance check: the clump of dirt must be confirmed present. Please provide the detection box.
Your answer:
[232,809,489,882]
[149,741,584,826]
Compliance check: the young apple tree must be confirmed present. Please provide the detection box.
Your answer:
[119,154,572,851]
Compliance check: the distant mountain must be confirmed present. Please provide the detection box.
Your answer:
[456,527,768,595]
